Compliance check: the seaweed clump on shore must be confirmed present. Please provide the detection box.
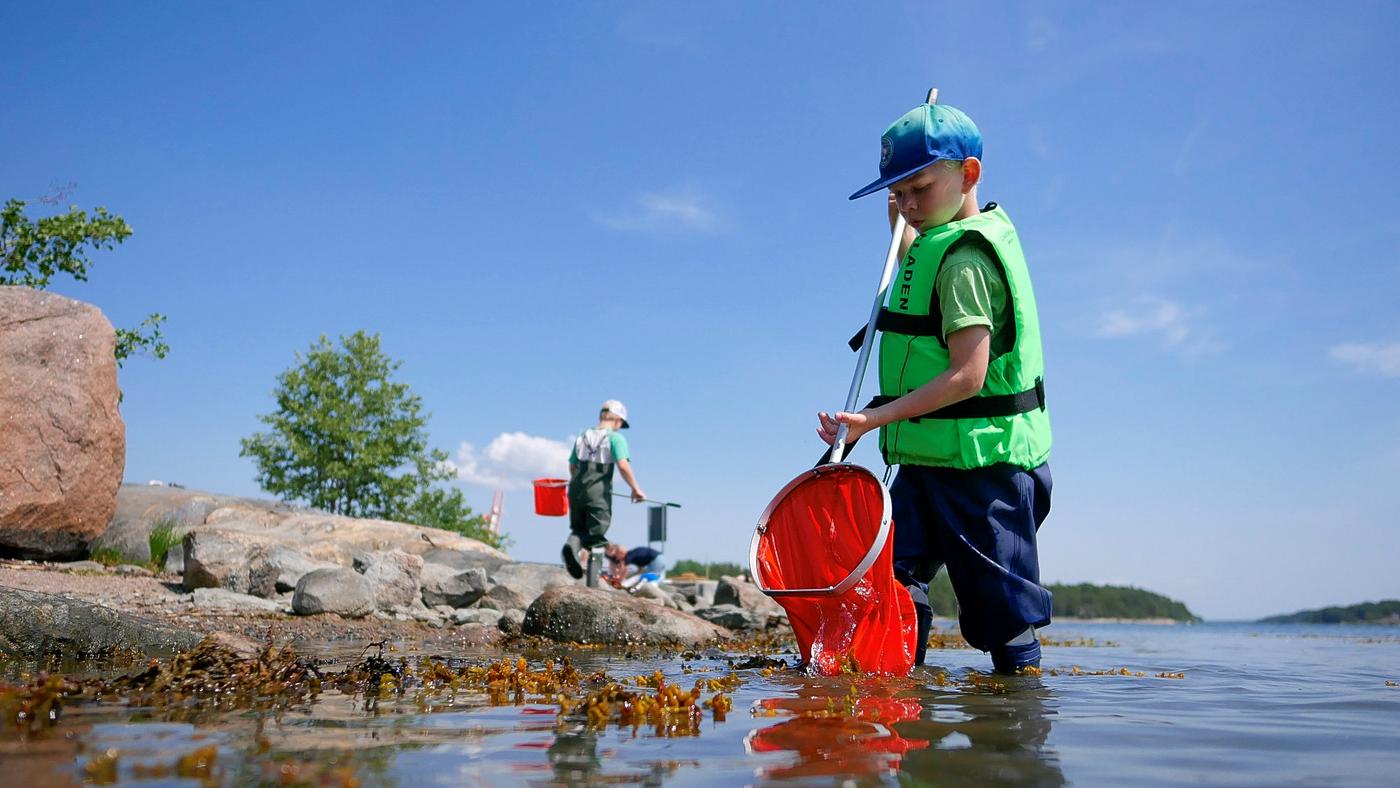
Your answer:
[106,637,323,711]
[557,669,741,737]
[0,672,83,738]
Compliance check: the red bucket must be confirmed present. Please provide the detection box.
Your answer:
[532,478,569,516]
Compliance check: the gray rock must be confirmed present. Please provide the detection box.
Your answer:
[498,608,526,635]
[667,579,718,607]
[421,563,488,608]
[182,529,278,597]
[522,586,730,647]
[408,607,444,626]
[475,595,510,612]
[354,549,423,611]
[0,586,203,657]
[262,547,341,593]
[422,548,507,575]
[452,608,503,626]
[61,560,106,572]
[163,548,184,575]
[482,561,573,610]
[694,603,767,631]
[715,576,784,617]
[115,564,154,577]
[91,483,509,577]
[191,588,284,614]
[292,568,375,618]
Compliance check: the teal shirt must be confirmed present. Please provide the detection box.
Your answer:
[569,429,629,464]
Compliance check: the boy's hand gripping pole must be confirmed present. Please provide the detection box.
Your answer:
[828,213,908,464]
[828,87,936,465]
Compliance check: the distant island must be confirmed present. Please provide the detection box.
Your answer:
[677,558,1204,623]
[1259,600,1400,625]
[922,575,1197,621]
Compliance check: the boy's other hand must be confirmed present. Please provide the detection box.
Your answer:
[631,489,647,503]
[817,411,871,445]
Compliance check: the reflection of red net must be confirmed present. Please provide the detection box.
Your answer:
[747,693,927,779]
[755,466,915,676]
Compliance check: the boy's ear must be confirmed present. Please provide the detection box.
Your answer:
[961,157,982,192]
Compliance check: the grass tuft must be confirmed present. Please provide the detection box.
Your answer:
[148,517,181,570]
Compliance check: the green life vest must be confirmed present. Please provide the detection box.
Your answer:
[875,205,1051,469]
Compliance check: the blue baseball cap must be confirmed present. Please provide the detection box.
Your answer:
[849,103,983,200]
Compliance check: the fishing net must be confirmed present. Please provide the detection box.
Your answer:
[752,464,916,676]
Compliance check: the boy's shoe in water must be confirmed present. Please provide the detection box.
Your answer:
[990,640,1042,675]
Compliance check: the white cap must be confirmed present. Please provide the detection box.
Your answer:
[601,399,630,428]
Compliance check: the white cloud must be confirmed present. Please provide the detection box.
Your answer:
[1097,296,1224,357]
[1098,297,1188,344]
[448,432,572,489]
[1329,342,1400,378]
[595,188,723,233]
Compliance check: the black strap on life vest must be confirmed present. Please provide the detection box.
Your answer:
[869,376,1045,421]
[814,376,1046,465]
[847,309,941,351]
[847,205,1011,354]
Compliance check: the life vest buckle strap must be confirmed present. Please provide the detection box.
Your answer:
[847,308,943,351]
[869,378,1046,422]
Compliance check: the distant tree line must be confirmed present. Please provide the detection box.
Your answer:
[928,577,1198,621]
[683,562,1199,621]
[671,559,746,579]
[1260,600,1400,624]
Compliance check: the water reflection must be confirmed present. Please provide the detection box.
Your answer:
[544,725,699,786]
[749,669,1065,786]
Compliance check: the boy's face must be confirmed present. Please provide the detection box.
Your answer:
[889,159,973,232]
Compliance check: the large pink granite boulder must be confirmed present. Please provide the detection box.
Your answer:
[0,287,125,558]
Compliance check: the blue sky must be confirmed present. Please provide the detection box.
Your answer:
[4,2,1397,619]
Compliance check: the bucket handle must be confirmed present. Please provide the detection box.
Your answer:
[747,464,893,597]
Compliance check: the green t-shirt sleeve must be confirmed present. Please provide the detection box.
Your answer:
[569,445,577,464]
[609,432,630,461]
[934,244,1010,354]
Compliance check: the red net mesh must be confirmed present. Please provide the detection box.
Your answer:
[755,465,915,676]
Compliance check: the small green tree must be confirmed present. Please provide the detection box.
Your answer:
[240,330,499,547]
[0,197,168,366]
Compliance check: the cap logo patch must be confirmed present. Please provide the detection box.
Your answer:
[879,136,893,170]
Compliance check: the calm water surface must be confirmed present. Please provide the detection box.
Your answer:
[3,622,1398,786]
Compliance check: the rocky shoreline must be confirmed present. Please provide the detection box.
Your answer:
[0,484,792,661]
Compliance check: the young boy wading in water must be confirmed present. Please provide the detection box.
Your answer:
[818,102,1053,674]
[563,399,646,586]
